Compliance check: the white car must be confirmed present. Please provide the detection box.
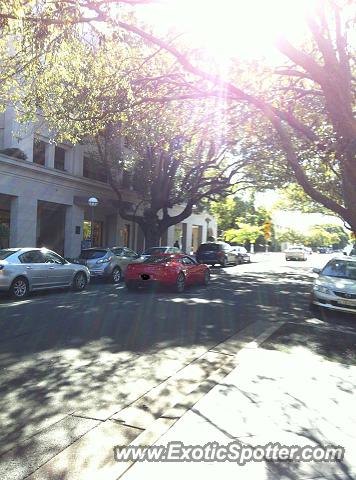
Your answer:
[0,248,90,299]
[285,246,308,261]
[231,246,251,264]
[311,257,356,314]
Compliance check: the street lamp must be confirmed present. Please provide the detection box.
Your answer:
[88,197,99,247]
[205,217,211,241]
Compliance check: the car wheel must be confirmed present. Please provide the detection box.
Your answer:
[203,270,210,286]
[111,267,122,284]
[73,272,87,291]
[220,258,227,268]
[175,273,185,293]
[10,277,29,299]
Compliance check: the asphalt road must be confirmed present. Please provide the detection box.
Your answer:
[0,252,355,480]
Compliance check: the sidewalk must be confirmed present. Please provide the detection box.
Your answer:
[119,332,356,480]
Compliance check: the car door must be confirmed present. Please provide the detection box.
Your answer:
[18,250,48,288]
[181,256,200,284]
[44,251,72,286]
[115,248,133,272]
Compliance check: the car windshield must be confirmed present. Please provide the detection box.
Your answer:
[79,249,107,260]
[143,247,167,255]
[198,243,219,252]
[321,259,356,280]
[143,255,173,264]
[0,249,19,260]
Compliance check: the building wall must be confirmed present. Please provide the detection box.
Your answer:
[0,110,218,257]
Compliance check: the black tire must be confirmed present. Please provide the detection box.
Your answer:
[220,257,227,268]
[175,272,185,293]
[72,271,87,291]
[10,276,29,299]
[203,269,210,286]
[111,267,122,284]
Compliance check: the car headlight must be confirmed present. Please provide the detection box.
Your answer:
[96,257,112,265]
[314,284,332,295]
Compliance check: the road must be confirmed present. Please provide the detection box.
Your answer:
[0,252,355,480]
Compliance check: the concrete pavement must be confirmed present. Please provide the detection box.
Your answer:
[0,253,355,480]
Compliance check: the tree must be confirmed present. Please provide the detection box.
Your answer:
[224,224,263,246]
[305,224,349,249]
[94,97,246,246]
[275,229,307,246]
[112,1,356,232]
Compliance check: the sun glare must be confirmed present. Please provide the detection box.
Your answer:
[141,0,314,61]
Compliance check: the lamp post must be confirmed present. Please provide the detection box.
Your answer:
[205,217,211,241]
[88,197,99,247]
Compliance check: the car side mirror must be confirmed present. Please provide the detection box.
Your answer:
[312,267,321,274]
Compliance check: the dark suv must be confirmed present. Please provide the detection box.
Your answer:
[196,242,238,267]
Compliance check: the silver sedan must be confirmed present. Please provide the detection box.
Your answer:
[0,248,90,299]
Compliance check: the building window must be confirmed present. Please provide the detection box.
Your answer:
[54,146,66,171]
[83,155,107,183]
[123,224,130,247]
[83,220,103,247]
[0,209,10,248]
[33,138,46,166]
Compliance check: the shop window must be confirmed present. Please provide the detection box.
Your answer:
[83,220,103,247]
[123,224,130,247]
[0,209,10,248]
[33,138,46,166]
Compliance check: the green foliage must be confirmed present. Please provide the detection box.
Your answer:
[276,224,349,249]
[275,228,307,246]
[274,185,333,215]
[224,224,263,244]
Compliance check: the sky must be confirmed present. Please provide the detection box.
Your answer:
[138,0,313,62]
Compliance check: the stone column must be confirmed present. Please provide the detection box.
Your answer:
[64,204,84,258]
[9,196,37,247]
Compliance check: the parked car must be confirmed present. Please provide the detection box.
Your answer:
[196,242,238,267]
[141,246,182,258]
[311,257,356,314]
[77,247,140,283]
[285,246,308,261]
[231,246,251,264]
[0,247,90,299]
[125,254,210,293]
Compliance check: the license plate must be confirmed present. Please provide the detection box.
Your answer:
[339,299,356,306]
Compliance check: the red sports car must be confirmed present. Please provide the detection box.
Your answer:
[125,254,210,293]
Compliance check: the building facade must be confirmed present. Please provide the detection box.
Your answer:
[0,108,217,256]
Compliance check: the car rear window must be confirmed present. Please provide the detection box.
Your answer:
[143,255,173,264]
[198,244,220,252]
[143,247,167,255]
[80,249,107,260]
[0,249,19,260]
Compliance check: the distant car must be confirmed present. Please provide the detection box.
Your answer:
[125,254,210,293]
[0,248,90,299]
[77,247,140,283]
[141,246,182,258]
[285,247,308,261]
[231,246,251,264]
[196,242,238,267]
[311,257,356,314]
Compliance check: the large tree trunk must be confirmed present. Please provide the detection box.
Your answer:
[142,225,163,249]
